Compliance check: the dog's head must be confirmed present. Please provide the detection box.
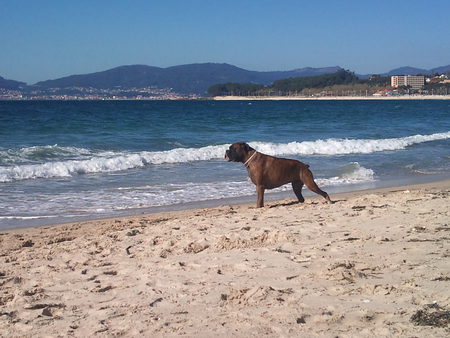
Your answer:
[225,142,254,163]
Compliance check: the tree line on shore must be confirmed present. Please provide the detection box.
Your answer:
[207,69,450,97]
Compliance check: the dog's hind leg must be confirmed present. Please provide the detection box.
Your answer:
[292,181,305,203]
[302,171,332,203]
[305,180,332,203]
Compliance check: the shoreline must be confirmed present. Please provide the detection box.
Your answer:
[3,177,450,235]
[2,172,450,231]
[214,95,450,100]
[1,178,449,336]
[3,172,450,231]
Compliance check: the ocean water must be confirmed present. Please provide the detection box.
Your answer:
[1,99,450,229]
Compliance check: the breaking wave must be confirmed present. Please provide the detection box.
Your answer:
[249,131,450,156]
[1,131,449,182]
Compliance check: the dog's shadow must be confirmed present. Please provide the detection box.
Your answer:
[268,200,301,208]
[268,200,317,208]
[268,199,341,208]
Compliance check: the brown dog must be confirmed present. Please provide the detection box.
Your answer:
[225,142,332,207]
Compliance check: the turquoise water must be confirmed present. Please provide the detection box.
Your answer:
[1,100,450,229]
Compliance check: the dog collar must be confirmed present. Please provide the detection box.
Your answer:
[244,151,258,167]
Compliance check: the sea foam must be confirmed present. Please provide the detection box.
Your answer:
[0,162,375,223]
[250,131,450,156]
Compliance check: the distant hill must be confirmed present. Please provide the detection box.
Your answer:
[0,76,26,90]
[33,63,342,95]
[431,64,450,74]
[384,66,430,76]
[359,64,450,78]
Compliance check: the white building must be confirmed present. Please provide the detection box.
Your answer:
[391,75,425,90]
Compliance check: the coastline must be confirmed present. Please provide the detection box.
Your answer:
[3,171,450,231]
[1,179,450,336]
[214,95,450,100]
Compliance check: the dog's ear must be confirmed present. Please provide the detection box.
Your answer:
[243,142,254,152]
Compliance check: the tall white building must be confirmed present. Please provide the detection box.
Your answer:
[391,75,425,89]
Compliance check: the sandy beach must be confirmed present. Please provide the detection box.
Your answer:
[214,95,450,100]
[1,180,450,337]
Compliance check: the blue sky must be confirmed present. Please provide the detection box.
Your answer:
[1,0,449,84]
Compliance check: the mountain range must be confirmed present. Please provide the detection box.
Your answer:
[32,64,342,95]
[1,63,449,95]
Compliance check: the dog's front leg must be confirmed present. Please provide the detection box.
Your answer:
[256,185,265,207]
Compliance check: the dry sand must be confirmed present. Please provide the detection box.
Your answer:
[1,180,450,337]
[214,95,450,100]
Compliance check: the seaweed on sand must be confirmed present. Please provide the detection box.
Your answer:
[410,303,450,327]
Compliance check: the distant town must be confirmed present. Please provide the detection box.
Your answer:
[1,71,449,100]
[0,86,200,100]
